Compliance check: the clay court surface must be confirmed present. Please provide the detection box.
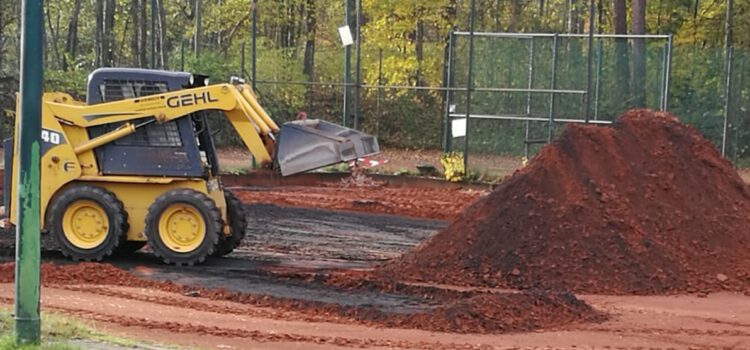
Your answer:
[3,112,750,349]
[1,197,749,349]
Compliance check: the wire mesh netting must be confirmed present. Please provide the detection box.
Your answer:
[447,33,671,160]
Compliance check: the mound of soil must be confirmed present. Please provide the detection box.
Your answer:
[366,291,601,333]
[384,110,750,295]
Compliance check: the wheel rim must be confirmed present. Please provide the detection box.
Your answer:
[158,204,206,253]
[62,200,110,250]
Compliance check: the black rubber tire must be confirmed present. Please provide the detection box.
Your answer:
[46,185,128,262]
[145,189,222,266]
[113,241,147,255]
[213,190,248,257]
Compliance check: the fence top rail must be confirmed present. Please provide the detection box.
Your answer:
[448,113,614,125]
[452,32,672,40]
[255,80,587,94]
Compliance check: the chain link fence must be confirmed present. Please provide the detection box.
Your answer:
[244,22,750,172]
[445,33,672,161]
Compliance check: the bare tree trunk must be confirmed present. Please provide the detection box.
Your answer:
[415,19,424,86]
[139,0,148,67]
[130,0,140,67]
[494,0,503,31]
[194,0,202,57]
[692,0,699,46]
[539,0,545,17]
[631,0,647,107]
[63,0,83,71]
[115,14,131,66]
[303,0,316,77]
[0,5,5,75]
[287,0,297,49]
[132,0,150,68]
[567,0,577,33]
[508,0,523,31]
[95,0,103,67]
[158,0,168,69]
[45,2,64,69]
[614,0,630,107]
[103,0,116,66]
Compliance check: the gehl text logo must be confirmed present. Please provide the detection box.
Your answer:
[166,92,219,108]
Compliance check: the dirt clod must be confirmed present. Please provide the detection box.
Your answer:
[384,110,750,295]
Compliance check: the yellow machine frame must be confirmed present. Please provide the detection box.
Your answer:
[8,83,277,242]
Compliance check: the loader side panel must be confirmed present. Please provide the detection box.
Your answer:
[9,99,83,229]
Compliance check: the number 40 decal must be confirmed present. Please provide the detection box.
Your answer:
[41,129,62,145]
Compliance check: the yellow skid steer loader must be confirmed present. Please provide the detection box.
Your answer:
[1,68,379,265]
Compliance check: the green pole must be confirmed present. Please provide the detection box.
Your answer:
[15,0,43,345]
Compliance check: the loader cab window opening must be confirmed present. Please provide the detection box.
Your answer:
[99,79,168,101]
[97,118,183,148]
[96,80,183,148]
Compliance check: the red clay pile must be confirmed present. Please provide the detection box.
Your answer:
[385,110,750,295]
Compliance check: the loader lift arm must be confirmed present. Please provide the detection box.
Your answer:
[46,83,280,167]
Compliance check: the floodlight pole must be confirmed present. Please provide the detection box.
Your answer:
[15,0,43,344]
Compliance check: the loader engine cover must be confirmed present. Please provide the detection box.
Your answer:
[275,120,380,176]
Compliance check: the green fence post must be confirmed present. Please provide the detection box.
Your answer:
[343,0,352,127]
[462,0,477,175]
[15,0,44,344]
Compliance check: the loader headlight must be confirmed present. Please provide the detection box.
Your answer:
[206,179,219,192]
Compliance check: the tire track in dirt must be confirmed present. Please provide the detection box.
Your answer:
[234,185,486,221]
[57,284,344,324]
[583,325,750,337]
[0,296,494,350]
[0,262,603,334]
[2,294,737,350]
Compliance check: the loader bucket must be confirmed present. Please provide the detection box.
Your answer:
[275,119,380,176]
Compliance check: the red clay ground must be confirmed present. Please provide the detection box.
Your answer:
[2,281,750,349]
[1,262,750,349]
[4,112,750,348]
[0,263,603,335]
[233,182,486,221]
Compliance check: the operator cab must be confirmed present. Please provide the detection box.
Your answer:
[86,68,220,178]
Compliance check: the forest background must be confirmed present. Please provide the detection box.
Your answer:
[0,0,746,165]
